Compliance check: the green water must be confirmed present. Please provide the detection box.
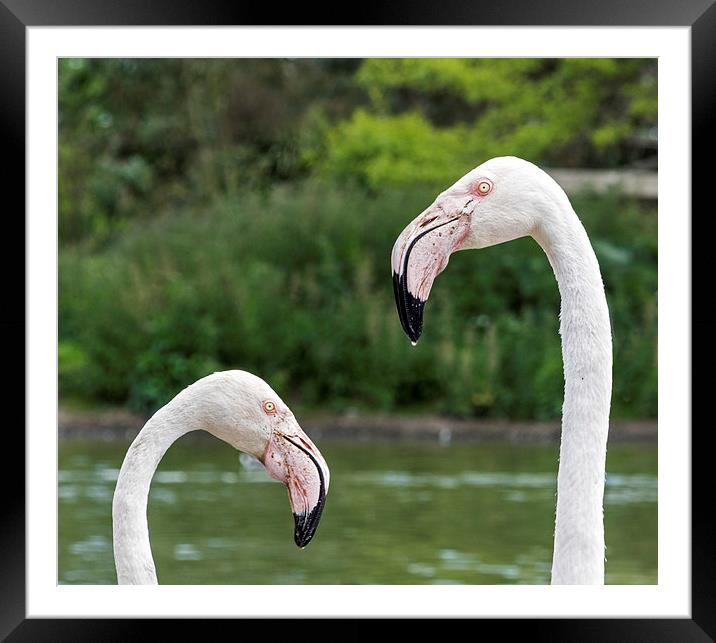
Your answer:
[59,437,657,585]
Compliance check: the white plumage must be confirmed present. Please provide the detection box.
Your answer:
[112,370,330,584]
[392,157,612,584]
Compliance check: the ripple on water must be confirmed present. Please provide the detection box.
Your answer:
[206,537,235,549]
[151,469,273,485]
[406,563,436,577]
[174,543,203,561]
[349,470,656,507]
[437,548,522,580]
[98,468,119,482]
[58,440,657,585]
[605,473,657,504]
[59,484,79,501]
[475,563,521,580]
[86,484,112,501]
[220,472,239,484]
[150,487,178,504]
[61,569,88,583]
[352,470,556,490]
[438,548,481,571]
[239,453,264,471]
[69,535,110,556]
[154,471,189,484]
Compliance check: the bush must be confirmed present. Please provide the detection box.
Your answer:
[58,182,656,419]
[317,59,657,189]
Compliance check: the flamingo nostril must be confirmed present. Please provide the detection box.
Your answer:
[420,215,438,228]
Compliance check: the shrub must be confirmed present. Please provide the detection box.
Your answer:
[59,182,656,418]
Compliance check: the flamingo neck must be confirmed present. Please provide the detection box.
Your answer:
[533,196,613,585]
[112,406,196,584]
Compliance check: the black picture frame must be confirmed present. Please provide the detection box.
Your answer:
[4,1,710,640]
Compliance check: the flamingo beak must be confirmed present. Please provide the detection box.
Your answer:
[391,207,469,343]
[262,423,329,548]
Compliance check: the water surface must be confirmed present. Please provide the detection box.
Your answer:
[59,438,657,584]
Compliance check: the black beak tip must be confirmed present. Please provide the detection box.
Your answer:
[293,519,311,548]
[293,511,317,548]
[406,321,423,344]
[393,271,426,343]
[292,493,326,548]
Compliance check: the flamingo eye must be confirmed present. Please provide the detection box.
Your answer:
[474,179,493,196]
[263,400,277,415]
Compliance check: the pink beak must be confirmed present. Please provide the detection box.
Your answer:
[262,424,329,548]
[391,207,470,343]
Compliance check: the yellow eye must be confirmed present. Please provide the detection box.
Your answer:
[263,400,276,414]
[476,179,493,195]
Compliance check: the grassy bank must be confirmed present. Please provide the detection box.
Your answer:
[59,182,657,420]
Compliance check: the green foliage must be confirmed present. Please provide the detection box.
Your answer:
[320,110,467,190]
[58,58,364,244]
[59,183,656,418]
[318,59,657,189]
[57,340,90,396]
[59,58,655,242]
[58,58,657,419]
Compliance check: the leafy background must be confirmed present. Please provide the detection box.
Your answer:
[58,58,657,420]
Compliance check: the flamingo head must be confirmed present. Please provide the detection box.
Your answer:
[261,407,330,548]
[391,156,553,343]
[206,371,330,548]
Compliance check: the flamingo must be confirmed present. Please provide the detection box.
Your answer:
[112,370,330,584]
[391,156,612,585]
